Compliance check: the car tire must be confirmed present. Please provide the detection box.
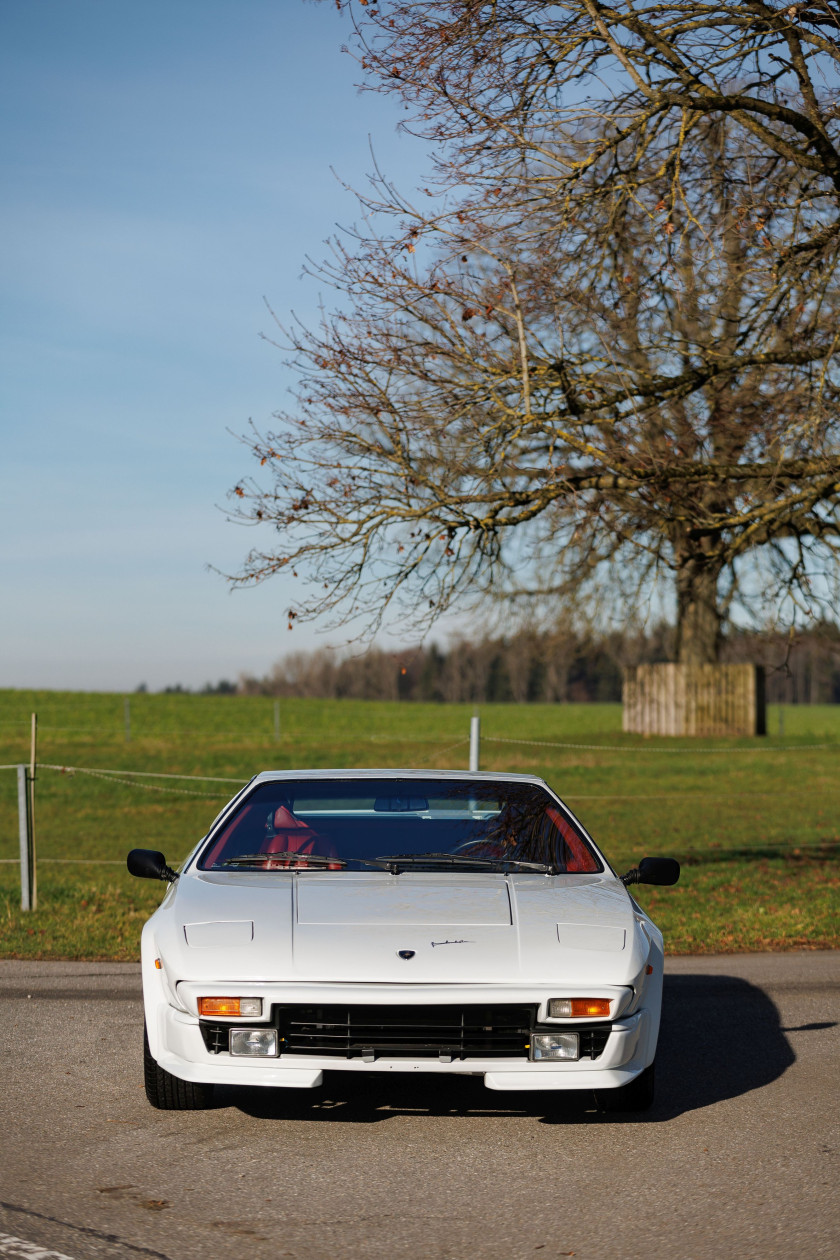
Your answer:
[598,1061,655,1113]
[143,1023,215,1110]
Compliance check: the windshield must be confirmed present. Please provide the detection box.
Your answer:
[198,778,601,874]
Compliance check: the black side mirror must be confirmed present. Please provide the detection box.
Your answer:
[621,856,680,887]
[127,848,179,883]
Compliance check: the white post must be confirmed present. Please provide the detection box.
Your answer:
[29,713,37,910]
[469,712,480,772]
[274,700,281,742]
[18,765,33,912]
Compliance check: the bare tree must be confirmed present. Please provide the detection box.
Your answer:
[230,117,839,659]
[227,4,840,661]
[341,1,840,267]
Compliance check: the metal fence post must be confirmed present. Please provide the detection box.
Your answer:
[125,696,131,743]
[29,713,38,909]
[18,765,34,911]
[274,700,280,742]
[469,712,480,772]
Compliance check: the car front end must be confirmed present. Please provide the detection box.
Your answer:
[131,770,677,1108]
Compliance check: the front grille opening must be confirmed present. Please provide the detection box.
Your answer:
[579,1027,611,1059]
[198,1008,612,1061]
[275,1003,535,1060]
[199,1021,230,1054]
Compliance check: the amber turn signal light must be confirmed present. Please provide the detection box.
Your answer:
[198,996,263,1017]
[548,997,612,1018]
[571,998,611,1018]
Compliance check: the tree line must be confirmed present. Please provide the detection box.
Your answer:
[237,623,840,705]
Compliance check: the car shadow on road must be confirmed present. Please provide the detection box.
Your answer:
[222,974,796,1125]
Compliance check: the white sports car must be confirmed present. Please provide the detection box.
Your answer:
[128,769,679,1112]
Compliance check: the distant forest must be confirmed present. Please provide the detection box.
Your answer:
[232,623,840,705]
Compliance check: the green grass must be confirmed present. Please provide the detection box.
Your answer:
[1,689,838,958]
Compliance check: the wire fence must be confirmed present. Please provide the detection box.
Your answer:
[2,725,835,749]
[36,763,245,799]
[483,736,836,753]
[2,716,837,904]
[38,765,245,782]
[1,739,836,809]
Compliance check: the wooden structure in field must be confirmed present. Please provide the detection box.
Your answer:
[622,663,766,737]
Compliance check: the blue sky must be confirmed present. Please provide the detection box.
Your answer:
[0,0,432,691]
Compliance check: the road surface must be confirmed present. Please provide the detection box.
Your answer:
[1,953,838,1260]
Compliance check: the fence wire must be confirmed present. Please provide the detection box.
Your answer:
[0,757,830,802]
[484,736,834,753]
[37,763,244,783]
[32,764,243,798]
[2,723,833,749]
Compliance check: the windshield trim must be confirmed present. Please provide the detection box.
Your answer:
[191,773,605,877]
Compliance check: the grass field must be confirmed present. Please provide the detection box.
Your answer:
[1,689,838,958]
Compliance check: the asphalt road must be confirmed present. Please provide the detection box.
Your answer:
[1,953,838,1260]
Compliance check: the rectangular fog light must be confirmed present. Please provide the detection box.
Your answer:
[229,1027,278,1057]
[530,1032,579,1061]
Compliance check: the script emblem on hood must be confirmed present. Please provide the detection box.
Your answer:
[430,939,472,947]
[397,950,416,960]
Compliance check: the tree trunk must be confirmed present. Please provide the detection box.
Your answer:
[674,552,724,664]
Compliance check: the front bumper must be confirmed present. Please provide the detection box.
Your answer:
[150,1000,654,1092]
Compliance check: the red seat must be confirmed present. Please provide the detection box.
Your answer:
[260,806,339,867]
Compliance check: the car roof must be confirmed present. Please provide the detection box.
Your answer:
[250,768,549,787]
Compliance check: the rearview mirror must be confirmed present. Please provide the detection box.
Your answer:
[127,848,178,882]
[621,856,680,887]
[374,796,429,812]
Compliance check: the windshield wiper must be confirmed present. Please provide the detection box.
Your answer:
[220,853,387,870]
[374,852,558,875]
[219,852,558,874]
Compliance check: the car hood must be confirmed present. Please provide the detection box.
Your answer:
[153,871,652,987]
